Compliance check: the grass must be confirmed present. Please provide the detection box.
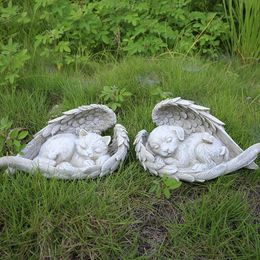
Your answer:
[0,56,260,259]
[224,0,260,62]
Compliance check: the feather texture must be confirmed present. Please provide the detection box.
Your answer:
[5,104,129,179]
[135,98,259,182]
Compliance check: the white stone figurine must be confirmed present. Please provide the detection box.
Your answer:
[34,130,111,170]
[135,98,260,182]
[146,125,229,173]
[0,104,129,179]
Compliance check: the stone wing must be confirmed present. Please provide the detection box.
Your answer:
[134,130,160,175]
[21,104,116,160]
[152,97,257,168]
[100,124,129,177]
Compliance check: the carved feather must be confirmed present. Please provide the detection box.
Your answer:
[135,98,259,182]
[4,105,129,179]
[101,124,129,177]
[21,104,117,160]
[151,98,257,169]
[134,130,159,175]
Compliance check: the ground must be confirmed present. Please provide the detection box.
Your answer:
[0,57,259,259]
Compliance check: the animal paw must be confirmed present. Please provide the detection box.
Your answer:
[192,163,208,172]
[164,157,179,165]
[33,158,57,167]
[158,165,178,175]
[56,162,76,171]
[83,160,95,167]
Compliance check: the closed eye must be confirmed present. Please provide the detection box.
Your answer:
[95,148,102,153]
[152,144,160,149]
[167,137,172,142]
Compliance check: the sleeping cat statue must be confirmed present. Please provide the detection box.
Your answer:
[146,125,229,172]
[33,129,111,171]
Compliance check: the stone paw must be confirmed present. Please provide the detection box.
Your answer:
[56,162,76,171]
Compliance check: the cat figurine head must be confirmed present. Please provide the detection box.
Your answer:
[76,129,111,160]
[147,125,185,157]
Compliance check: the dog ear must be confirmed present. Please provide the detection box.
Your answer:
[173,126,185,141]
[102,136,111,145]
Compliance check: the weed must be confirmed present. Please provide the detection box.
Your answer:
[0,39,30,87]
[149,175,182,199]
[99,85,132,111]
[150,87,173,101]
[0,117,29,156]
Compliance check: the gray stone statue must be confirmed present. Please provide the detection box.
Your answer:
[0,104,129,179]
[135,98,260,182]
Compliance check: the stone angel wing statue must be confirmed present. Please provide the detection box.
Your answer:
[134,98,260,182]
[0,104,129,179]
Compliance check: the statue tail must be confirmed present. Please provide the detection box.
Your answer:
[194,143,260,181]
[0,156,101,179]
[0,156,37,173]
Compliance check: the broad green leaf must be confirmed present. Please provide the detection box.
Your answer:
[101,34,110,44]
[10,128,19,139]
[13,140,21,148]
[18,130,29,140]
[19,144,26,151]
[163,176,182,190]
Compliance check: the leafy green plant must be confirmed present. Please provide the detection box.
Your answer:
[0,39,30,86]
[223,0,260,62]
[0,117,12,156]
[191,0,223,12]
[0,1,31,86]
[99,85,132,111]
[0,0,229,75]
[149,175,182,199]
[0,117,29,156]
[150,87,172,101]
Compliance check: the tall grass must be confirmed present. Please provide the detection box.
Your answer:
[0,56,259,258]
[224,0,260,62]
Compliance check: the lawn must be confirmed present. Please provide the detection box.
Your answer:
[0,56,259,259]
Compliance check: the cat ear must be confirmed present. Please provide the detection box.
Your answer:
[79,129,88,137]
[102,136,111,145]
[173,126,185,141]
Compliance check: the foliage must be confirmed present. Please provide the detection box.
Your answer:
[0,117,29,156]
[0,2,31,87]
[149,175,182,199]
[223,0,260,62]
[0,39,30,86]
[191,0,223,12]
[0,0,229,87]
[0,57,259,259]
[99,85,132,111]
[150,87,173,101]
